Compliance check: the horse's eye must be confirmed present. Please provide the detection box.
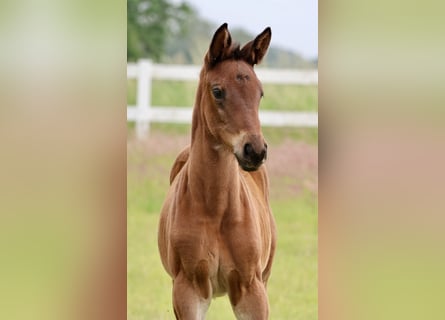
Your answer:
[212,87,224,100]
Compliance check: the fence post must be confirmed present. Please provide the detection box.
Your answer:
[136,59,152,138]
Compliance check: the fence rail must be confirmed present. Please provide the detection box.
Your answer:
[128,60,318,138]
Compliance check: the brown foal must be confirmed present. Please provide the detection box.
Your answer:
[158,23,276,319]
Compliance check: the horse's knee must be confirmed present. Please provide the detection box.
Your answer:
[228,270,269,318]
[172,267,211,319]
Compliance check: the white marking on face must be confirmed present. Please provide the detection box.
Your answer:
[231,131,247,155]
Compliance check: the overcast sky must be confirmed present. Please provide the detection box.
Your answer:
[182,0,318,59]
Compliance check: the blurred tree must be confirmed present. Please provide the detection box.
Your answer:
[127,0,193,62]
[128,1,316,68]
[163,11,213,65]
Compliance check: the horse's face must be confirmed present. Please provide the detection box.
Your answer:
[204,60,266,171]
[200,23,272,171]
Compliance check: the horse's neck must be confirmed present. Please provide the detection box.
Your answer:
[188,125,241,212]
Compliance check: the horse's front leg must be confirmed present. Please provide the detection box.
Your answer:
[228,270,269,320]
[172,266,211,320]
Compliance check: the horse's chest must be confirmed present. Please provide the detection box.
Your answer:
[169,178,271,294]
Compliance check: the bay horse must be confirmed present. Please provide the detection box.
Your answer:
[158,23,276,319]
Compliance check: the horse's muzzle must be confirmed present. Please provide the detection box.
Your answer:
[235,140,267,171]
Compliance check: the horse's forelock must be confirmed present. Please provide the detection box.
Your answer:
[206,43,246,69]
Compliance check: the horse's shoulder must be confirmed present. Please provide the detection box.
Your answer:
[169,145,190,184]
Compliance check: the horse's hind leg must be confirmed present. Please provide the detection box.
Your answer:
[172,270,211,320]
[228,270,269,320]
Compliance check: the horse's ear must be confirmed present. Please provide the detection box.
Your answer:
[206,23,232,67]
[241,27,272,66]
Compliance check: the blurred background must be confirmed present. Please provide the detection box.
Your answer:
[127,0,317,66]
[126,0,318,319]
[2,0,445,320]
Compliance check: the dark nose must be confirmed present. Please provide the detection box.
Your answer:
[243,142,267,166]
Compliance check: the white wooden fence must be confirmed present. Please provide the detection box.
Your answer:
[127,60,318,138]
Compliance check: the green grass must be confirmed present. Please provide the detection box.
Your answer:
[127,130,318,319]
[261,84,318,111]
[263,126,318,145]
[127,80,318,112]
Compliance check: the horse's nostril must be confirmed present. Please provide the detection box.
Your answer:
[244,143,253,157]
[260,149,266,159]
[243,142,267,165]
